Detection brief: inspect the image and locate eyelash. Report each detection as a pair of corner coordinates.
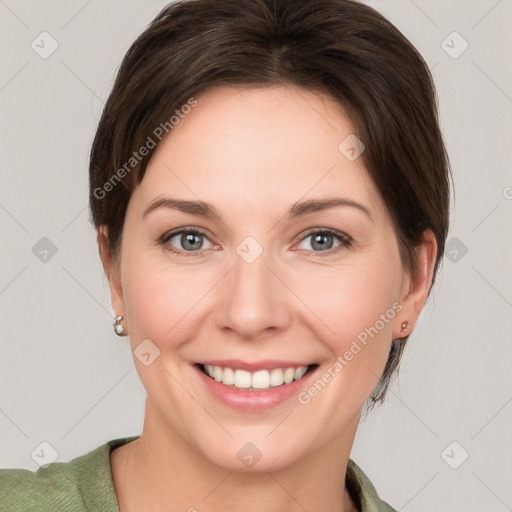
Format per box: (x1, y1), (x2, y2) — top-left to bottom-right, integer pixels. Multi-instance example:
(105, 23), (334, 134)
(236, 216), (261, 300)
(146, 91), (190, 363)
(160, 226), (352, 258)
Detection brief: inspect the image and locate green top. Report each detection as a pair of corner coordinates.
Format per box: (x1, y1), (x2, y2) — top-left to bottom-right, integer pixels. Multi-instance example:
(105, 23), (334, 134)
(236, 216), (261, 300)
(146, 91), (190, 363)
(0, 436), (396, 511)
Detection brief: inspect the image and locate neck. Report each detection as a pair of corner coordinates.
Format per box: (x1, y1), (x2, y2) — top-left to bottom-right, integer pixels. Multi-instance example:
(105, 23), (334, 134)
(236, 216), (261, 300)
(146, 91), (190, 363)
(111, 399), (359, 512)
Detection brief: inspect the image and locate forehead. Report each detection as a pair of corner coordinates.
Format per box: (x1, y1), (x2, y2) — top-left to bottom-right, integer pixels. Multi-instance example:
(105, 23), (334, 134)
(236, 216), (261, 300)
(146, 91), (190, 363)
(133, 85), (383, 218)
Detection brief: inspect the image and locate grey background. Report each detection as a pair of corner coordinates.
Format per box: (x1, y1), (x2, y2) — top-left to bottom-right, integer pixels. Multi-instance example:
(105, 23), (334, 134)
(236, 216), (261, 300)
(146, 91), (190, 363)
(1, 1), (511, 510)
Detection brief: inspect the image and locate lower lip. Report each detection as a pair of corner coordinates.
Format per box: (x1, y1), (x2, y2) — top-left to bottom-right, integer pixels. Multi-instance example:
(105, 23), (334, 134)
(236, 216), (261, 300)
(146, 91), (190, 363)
(194, 365), (317, 411)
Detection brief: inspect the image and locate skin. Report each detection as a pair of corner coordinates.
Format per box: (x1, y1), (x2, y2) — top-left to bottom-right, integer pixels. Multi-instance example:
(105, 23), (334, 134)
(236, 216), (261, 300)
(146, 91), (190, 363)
(98, 85), (437, 512)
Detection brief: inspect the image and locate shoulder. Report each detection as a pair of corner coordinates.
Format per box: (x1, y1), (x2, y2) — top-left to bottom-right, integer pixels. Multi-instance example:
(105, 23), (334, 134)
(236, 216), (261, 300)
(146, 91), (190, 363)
(0, 463), (85, 512)
(346, 459), (397, 512)
(0, 436), (139, 512)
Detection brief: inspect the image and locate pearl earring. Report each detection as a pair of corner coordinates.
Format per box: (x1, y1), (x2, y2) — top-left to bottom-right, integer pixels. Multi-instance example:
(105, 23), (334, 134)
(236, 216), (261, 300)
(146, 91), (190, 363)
(113, 315), (128, 336)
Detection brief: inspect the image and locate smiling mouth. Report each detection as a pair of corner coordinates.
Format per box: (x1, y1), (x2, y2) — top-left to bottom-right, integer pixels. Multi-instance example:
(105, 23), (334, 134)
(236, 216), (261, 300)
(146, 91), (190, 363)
(197, 363), (318, 390)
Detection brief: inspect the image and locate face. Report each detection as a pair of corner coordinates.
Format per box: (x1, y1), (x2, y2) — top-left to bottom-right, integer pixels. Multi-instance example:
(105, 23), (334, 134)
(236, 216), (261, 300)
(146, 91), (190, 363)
(102, 85), (430, 472)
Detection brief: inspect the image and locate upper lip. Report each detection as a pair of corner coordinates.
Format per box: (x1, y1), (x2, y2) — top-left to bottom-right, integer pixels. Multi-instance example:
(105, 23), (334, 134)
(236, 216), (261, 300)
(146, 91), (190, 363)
(196, 359), (315, 372)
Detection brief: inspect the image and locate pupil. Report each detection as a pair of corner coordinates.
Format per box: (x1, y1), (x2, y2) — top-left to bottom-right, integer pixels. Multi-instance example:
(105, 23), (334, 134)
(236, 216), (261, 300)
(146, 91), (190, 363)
(182, 232), (202, 251)
(312, 233), (333, 251)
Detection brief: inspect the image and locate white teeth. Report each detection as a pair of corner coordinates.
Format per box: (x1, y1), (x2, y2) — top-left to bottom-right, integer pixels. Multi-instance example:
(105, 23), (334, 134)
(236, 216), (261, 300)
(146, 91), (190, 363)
(295, 366), (307, 380)
(213, 366), (223, 382)
(223, 367), (235, 385)
(234, 369), (252, 388)
(270, 368), (284, 386)
(202, 364), (309, 390)
(252, 370), (270, 389)
(283, 368), (295, 384)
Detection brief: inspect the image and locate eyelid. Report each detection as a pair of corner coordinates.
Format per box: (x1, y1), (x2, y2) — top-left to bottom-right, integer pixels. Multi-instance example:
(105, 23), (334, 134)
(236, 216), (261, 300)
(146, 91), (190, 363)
(161, 226), (210, 241)
(161, 226), (218, 257)
(293, 227), (352, 255)
(298, 227), (351, 242)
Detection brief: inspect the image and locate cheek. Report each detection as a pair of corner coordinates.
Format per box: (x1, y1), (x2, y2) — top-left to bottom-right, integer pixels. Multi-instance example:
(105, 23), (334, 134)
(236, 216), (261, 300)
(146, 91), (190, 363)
(121, 250), (215, 345)
(296, 254), (402, 398)
(298, 257), (401, 342)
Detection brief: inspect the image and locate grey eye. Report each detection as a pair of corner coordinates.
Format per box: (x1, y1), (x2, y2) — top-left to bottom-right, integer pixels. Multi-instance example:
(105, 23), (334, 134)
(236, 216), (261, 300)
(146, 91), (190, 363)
(298, 231), (348, 252)
(168, 231), (212, 252)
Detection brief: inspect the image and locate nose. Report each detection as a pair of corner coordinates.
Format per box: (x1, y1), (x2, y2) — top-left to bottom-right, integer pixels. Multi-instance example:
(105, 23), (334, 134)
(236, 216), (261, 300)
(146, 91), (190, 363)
(215, 245), (292, 341)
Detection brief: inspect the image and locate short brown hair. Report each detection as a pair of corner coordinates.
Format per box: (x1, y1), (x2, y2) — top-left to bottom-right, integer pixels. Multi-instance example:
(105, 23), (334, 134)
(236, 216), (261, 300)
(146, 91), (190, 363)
(89, 0), (451, 406)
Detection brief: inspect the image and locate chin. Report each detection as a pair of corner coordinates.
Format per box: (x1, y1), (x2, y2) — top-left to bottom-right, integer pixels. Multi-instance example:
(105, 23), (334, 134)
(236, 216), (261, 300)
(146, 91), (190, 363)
(200, 439), (306, 473)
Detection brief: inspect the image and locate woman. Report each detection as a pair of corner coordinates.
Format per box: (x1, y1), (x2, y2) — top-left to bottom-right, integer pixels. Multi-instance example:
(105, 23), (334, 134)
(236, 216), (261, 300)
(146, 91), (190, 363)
(0, 0), (450, 510)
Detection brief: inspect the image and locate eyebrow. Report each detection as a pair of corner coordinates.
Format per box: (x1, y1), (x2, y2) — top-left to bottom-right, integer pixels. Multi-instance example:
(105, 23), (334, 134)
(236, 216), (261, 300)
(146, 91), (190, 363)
(288, 197), (373, 222)
(142, 196), (373, 222)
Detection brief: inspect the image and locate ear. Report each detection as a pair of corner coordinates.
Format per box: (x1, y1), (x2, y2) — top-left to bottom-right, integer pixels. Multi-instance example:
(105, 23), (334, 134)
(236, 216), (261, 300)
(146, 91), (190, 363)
(97, 225), (125, 317)
(393, 229), (437, 339)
